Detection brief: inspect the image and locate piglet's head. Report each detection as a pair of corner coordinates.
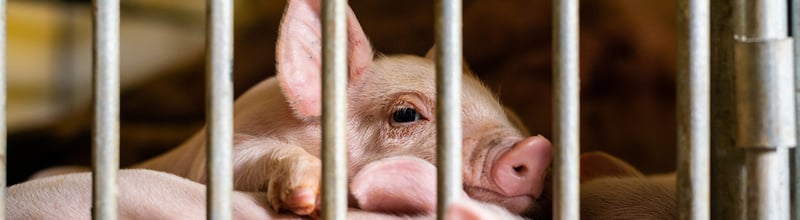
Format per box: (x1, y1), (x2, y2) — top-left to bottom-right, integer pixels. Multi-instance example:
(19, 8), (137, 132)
(276, 0), (552, 216)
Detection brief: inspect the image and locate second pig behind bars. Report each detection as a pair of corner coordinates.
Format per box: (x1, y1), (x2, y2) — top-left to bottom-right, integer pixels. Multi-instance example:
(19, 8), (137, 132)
(133, 0), (553, 217)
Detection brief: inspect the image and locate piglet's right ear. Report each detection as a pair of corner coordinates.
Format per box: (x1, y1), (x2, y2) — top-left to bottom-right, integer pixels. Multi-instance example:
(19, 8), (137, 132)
(579, 151), (644, 183)
(424, 46), (436, 60)
(276, 0), (374, 118)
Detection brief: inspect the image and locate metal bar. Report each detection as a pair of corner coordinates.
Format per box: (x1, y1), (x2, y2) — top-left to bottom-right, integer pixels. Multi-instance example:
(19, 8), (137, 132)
(791, 0), (800, 218)
(205, 0), (234, 218)
(734, 37), (794, 219)
(321, 0), (348, 219)
(0, 0), (6, 218)
(676, 0), (710, 219)
(552, 0), (579, 219)
(91, 0), (120, 218)
(709, 0), (746, 218)
(739, 0), (788, 40)
(746, 148), (791, 220)
(794, 146), (800, 220)
(734, 0), (795, 219)
(435, 0), (463, 219)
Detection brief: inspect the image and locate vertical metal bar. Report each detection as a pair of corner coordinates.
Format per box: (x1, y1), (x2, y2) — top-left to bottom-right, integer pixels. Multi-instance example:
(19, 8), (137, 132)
(552, 0), (579, 219)
(794, 148), (800, 220)
(746, 148), (791, 219)
(792, 149), (800, 220)
(676, 0), (710, 219)
(791, 0), (800, 219)
(709, 0), (746, 218)
(205, 0), (234, 218)
(435, 0), (463, 218)
(0, 0), (6, 218)
(321, 0), (348, 219)
(91, 0), (120, 218)
(739, 0), (788, 39)
(734, 0), (795, 219)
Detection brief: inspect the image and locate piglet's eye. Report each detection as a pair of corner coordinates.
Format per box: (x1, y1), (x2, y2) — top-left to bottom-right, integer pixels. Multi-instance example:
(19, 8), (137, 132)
(392, 108), (421, 123)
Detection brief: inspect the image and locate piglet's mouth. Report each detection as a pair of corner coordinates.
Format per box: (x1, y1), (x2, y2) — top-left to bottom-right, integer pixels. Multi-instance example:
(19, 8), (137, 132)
(463, 185), (537, 214)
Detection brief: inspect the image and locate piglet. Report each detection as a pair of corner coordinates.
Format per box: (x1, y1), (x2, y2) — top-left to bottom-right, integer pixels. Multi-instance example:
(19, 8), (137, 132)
(132, 0), (552, 216)
(579, 152), (677, 220)
(9, 169), (277, 220)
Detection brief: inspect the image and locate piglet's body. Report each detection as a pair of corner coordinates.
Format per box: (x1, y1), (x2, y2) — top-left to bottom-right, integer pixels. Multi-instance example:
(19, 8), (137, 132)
(133, 0), (552, 216)
(578, 152), (677, 220)
(9, 170), (276, 220)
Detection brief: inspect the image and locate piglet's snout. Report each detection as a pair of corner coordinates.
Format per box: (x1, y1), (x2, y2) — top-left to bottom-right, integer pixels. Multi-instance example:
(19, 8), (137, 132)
(490, 135), (552, 198)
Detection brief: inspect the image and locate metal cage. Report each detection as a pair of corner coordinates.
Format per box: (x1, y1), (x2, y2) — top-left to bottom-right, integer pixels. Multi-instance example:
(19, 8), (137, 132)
(4, 0), (800, 219)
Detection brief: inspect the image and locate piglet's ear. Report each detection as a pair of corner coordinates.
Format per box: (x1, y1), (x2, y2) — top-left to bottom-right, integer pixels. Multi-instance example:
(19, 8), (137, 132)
(276, 0), (374, 118)
(424, 46), (436, 60)
(579, 151), (644, 183)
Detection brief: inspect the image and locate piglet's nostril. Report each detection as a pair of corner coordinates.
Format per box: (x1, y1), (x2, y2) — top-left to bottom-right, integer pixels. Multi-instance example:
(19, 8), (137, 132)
(513, 165), (527, 175)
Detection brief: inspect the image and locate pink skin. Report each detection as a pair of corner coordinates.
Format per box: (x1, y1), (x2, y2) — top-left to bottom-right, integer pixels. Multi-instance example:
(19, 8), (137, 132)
(14, 153), (675, 219)
(9, 170), (277, 220)
(445, 199), (526, 220)
(6, 169), (519, 220)
(348, 156), (527, 219)
(488, 136), (552, 211)
(350, 156), (525, 219)
(492, 137), (551, 198)
(119, 0), (554, 216)
(350, 156), (440, 215)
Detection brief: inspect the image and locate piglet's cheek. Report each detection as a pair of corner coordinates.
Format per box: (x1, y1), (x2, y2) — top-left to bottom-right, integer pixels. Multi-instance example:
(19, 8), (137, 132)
(350, 156), (439, 215)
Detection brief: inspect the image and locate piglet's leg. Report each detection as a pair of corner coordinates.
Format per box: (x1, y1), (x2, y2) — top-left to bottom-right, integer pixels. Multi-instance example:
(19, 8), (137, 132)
(231, 135), (321, 216)
(263, 147), (321, 215)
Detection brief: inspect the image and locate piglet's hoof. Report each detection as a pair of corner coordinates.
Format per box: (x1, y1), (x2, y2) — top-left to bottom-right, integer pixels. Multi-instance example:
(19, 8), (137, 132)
(266, 154), (321, 216)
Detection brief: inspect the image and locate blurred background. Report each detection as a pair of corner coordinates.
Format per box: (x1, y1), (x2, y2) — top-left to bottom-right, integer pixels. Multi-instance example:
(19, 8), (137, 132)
(7, 0), (676, 185)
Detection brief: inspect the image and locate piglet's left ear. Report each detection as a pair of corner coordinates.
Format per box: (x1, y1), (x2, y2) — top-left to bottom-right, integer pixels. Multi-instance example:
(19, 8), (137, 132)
(276, 0), (374, 118)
